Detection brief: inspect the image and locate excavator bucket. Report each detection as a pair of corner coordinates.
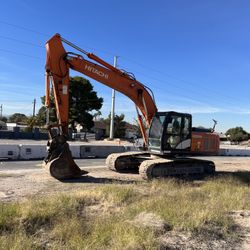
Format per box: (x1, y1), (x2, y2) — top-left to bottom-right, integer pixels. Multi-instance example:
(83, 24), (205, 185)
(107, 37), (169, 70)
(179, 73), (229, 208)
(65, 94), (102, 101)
(43, 135), (88, 180)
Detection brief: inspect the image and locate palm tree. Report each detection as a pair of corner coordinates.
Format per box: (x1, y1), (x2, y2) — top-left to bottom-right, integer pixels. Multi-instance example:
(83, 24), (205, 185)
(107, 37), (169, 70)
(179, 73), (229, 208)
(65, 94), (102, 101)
(93, 110), (102, 121)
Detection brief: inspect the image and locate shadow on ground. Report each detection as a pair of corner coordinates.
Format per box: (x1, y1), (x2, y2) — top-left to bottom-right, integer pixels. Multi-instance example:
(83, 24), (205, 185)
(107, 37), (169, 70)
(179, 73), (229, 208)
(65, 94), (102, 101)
(215, 171), (250, 184)
(62, 175), (140, 184)
(60, 171), (250, 185)
(168, 171), (250, 184)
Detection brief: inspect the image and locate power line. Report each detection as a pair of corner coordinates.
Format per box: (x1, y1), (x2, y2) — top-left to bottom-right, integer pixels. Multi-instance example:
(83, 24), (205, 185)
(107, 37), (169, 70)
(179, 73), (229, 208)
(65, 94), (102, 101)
(0, 20), (248, 108)
(0, 48), (43, 60)
(0, 20), (115, 56)
(49, 33), (236, 107)
(0, 44), (241, 109)
(0, 21), (243, 99)
(127, 69), (238, 107)
(120, 56), (250, 104)
(0, 35), (43, 48)
(0, 20), (49, 37)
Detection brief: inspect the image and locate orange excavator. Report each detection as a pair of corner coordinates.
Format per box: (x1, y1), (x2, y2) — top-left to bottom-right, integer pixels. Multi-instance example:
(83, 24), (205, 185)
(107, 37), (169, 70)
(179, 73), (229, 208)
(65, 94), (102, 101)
(44, 34), (220, 180)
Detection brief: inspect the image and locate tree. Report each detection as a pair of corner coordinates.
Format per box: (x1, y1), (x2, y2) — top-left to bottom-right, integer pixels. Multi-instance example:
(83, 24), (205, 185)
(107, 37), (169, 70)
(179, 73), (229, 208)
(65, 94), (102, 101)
(0, 116), (7, 123)
(93, 110), (102, 121)
(36, 96), (57, 127)
(133, 117), (148, 138)
(37, 76), (103, 132)
(8, 113), (27, 124)
(69, 76), (103, 132)
(225, 127), (249, 143)
(103, 113), (127, 138)
(25, 116), (39, 132)
(114, 114), (126, 138)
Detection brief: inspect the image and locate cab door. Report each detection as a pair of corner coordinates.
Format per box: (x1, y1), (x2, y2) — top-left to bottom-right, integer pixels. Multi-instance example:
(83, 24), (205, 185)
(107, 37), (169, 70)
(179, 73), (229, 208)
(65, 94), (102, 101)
(163, 114), (191, 152)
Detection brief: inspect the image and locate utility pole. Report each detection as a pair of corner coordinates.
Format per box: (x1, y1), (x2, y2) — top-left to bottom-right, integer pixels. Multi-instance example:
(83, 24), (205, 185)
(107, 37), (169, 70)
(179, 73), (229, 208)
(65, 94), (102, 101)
(32, 98), (36, 117)
(109, 56), (117, 140)
(45, 73), (50, 125)
(46, 108), (50, 125)
(0, 104), (2, 119)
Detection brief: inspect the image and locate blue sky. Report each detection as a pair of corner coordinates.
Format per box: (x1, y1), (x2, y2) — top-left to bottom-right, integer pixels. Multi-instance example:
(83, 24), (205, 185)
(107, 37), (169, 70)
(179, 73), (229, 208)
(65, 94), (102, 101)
(1, 0), (250, 133)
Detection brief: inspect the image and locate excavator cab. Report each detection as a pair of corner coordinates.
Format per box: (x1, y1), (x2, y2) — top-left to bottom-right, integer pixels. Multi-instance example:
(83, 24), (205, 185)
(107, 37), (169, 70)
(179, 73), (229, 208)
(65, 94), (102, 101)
(148, 112), (192, 155)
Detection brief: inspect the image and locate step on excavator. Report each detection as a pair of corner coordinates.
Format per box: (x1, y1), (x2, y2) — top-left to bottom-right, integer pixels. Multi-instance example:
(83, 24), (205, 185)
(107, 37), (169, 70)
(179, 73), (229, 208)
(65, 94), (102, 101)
(44, 34), (220, 180)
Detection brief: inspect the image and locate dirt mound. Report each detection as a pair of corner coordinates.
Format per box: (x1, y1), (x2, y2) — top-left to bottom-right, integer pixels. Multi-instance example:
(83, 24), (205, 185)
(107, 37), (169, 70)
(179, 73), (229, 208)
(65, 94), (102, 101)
(230, 210), (250, 250)
(130, 212), (171, 234)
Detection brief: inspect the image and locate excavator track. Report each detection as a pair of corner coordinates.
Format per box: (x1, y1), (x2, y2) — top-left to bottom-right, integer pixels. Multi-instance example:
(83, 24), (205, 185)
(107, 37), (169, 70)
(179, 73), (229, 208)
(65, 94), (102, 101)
(106, 151), (150, 172)
(139, 157), (215, 180)
(106, 152), (215, 180)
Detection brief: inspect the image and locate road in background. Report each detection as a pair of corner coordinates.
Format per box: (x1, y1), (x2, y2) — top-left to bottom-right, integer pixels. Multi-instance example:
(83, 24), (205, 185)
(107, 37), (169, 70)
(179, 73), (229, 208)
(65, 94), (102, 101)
(0, 159), (106, 171)
(1, 156), (250, 172)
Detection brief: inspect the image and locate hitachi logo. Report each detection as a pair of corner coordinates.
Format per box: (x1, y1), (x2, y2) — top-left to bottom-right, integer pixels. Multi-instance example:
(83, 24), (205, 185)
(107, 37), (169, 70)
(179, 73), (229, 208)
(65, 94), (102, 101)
(85, 65), (108, 79)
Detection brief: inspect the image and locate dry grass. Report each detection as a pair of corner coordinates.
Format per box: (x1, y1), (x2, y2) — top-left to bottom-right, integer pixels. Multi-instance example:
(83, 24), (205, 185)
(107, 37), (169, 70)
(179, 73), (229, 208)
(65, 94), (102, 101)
(0, 173), (17, 178)
(0, 173), (249, 249)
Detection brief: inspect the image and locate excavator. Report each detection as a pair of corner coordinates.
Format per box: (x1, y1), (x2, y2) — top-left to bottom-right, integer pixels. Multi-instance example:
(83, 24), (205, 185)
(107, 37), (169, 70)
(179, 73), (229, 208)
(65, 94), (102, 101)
(44, 33), (220, 180)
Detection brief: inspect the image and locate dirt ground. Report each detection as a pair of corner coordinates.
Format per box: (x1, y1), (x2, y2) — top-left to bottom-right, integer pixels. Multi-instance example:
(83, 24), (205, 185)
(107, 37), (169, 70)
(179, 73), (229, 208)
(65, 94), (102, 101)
(0, 157), (249, 249)
(0, 157), (249, 202)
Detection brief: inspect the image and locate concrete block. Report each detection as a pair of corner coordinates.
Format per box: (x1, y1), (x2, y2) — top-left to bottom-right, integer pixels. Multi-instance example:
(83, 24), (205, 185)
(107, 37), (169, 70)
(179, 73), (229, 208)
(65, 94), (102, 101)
(0, 143), (136, 160)
(124, 145), (138, 152)
(237, 149), (250, 156)
(219, 148), (250, 156)
(19, 144), (80, 160)
(0, 144), (19, 160)
(80, 145), (125, 158)
(69, 145), (80, 158)
(19, 145), (47, 160)
(218, 149), (227, 156)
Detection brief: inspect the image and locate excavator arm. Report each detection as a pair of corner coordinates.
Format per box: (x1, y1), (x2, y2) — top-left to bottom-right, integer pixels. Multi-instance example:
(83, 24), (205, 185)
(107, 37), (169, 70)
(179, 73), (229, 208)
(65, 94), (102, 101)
(44, 34), (157, 179)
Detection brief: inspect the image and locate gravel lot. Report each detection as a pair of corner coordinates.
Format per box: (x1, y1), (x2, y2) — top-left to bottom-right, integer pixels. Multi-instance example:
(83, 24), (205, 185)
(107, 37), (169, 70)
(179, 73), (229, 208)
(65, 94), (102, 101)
(0, 156), (249, 203)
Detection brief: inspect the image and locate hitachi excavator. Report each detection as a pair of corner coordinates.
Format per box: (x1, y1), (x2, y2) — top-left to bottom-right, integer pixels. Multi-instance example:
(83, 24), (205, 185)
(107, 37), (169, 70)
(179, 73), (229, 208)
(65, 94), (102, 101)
(44, 33), (220, 180)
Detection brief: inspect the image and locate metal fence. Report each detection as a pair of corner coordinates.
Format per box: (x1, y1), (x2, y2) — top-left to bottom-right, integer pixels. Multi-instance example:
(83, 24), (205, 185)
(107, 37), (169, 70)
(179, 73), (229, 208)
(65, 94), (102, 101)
(0, 127), (98, 141)
(0, 126), (48, 140)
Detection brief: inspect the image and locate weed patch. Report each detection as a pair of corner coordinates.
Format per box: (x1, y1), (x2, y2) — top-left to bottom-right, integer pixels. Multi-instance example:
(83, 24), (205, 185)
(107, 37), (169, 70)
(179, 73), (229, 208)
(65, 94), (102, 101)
(0, 174), (249, 249)
(0, 173), (17, 178)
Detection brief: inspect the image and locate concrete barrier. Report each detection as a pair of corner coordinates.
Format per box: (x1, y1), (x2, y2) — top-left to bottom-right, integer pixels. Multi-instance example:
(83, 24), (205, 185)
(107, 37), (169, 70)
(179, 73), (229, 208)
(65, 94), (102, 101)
(0, 143), (136, 160)
(80, 145), (126, 158)
(219, 149), (227, 156)
(219, 148), (250, 156)
(19, 144), (80, 160)
(19, 145), (47, 160)
(124, 145), (138, 152)
(4, 142), (250, 160)
(69, 145), (81, 159)
(0, 144), (19, 160)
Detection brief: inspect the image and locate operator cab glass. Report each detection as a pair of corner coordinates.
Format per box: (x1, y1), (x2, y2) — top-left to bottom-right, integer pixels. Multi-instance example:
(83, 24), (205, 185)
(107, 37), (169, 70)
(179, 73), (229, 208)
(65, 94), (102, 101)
(148, 112), (192, 154)
(147, 115), (165, 148)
